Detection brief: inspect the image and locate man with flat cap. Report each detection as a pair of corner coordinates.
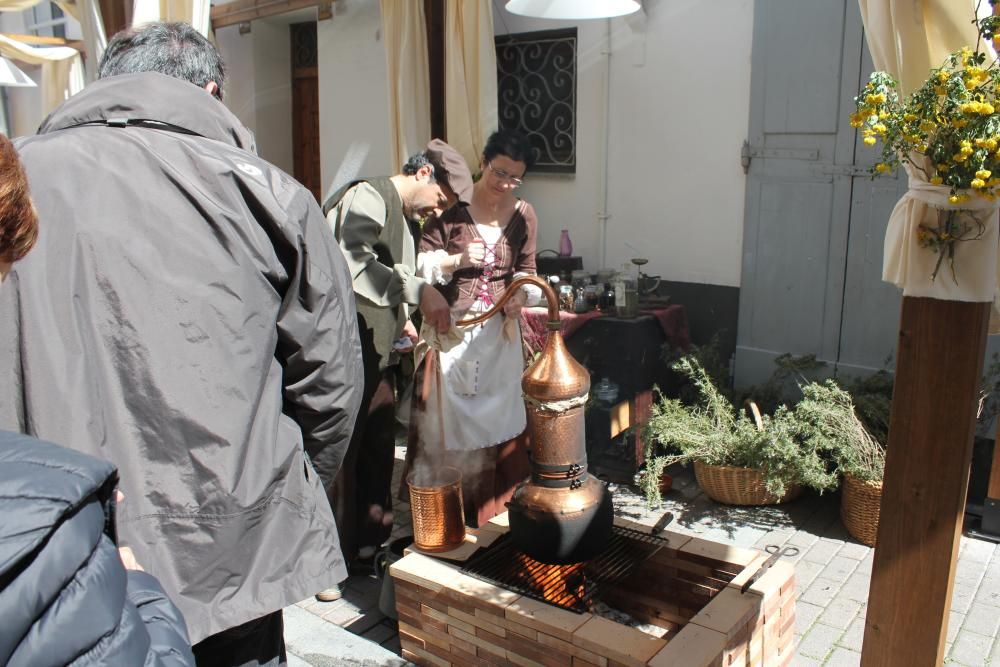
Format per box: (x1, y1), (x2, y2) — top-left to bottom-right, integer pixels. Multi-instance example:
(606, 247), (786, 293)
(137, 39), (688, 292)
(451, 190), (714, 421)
(319, 140), (473, 599)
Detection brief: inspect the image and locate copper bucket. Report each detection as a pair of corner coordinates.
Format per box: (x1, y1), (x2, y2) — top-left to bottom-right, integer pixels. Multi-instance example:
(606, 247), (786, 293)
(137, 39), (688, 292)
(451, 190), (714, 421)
(408, 466), (465, 552)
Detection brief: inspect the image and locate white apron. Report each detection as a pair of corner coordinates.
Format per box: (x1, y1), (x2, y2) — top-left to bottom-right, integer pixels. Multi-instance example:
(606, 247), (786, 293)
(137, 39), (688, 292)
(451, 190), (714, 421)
(425, 302), (526, 451)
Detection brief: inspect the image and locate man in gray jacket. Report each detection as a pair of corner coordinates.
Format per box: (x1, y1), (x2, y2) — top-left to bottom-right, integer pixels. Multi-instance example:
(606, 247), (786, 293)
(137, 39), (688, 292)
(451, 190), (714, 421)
(0, 22), (363, 665)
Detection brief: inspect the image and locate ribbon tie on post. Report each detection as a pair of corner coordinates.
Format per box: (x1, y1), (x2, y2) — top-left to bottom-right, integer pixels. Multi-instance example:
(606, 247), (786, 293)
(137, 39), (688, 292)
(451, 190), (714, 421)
(883, 162), (1000, 329)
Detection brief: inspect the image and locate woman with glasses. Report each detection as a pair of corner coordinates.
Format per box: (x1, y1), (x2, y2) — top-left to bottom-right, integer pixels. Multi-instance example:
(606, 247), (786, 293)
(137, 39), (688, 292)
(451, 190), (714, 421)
(407, 129), (540, 528)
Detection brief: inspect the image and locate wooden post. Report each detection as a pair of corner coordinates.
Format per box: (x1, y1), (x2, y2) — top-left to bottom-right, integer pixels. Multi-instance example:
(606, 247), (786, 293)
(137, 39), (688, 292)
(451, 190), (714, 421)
(861, 297), (990, 666)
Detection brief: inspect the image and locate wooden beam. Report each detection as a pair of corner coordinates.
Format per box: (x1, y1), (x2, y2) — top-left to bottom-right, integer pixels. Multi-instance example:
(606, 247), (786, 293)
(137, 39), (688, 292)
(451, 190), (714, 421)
(210, 0), (333, 31)
(0, 33), (84, 53)
(861, 297), (990, 666)
(989, 418), (1000, 500)
(424, 0), (445, 140)
(0, 33), (69, 46)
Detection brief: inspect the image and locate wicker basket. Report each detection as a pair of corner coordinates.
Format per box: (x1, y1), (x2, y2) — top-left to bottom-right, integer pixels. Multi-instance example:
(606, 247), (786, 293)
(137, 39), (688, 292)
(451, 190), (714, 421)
(694, 461), (803, 506)
(841, 473), (882, 546)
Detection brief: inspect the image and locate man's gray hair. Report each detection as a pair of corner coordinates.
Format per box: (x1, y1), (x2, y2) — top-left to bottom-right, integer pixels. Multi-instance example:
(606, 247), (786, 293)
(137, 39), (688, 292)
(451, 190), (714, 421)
(98, 22), (226, 99)
(401, 152), (435, 179)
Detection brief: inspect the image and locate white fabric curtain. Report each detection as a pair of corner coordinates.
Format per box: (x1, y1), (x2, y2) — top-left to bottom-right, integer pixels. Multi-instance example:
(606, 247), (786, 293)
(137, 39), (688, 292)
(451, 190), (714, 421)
(0, 0), (44, 11)
(0, 35), (83, 115)
(56, 0), (107, 81)
(860, 1), (1000, 311)
(444, 0), (497, 169)
(132, 0), (211, 38)
(380, 0), (431, 171)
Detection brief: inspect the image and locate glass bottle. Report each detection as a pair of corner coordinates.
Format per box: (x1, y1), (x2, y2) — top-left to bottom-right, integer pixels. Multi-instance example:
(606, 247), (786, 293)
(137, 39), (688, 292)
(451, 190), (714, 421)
(617, 262), (639, 317)
(599, 282), (615, 311)
(558, 229), (573, 257)
(573, 287), (588, 313)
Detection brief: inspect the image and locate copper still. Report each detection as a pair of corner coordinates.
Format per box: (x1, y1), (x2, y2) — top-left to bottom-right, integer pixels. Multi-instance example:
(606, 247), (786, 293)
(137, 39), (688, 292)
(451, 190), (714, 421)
(458, 275), (613, 564)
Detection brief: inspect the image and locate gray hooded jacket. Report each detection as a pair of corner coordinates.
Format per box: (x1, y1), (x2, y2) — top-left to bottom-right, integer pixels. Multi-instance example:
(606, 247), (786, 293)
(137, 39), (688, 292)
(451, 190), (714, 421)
(0, 72), (363, 642)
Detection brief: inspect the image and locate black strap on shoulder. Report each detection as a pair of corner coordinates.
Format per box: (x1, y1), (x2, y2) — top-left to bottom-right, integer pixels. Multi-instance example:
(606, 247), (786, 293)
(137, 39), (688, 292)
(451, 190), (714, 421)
(61, 117), (203, 138)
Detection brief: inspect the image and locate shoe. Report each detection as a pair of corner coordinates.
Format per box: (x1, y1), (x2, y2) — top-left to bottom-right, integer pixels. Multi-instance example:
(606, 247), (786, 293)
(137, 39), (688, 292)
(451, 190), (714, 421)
(315, 586), (343, 602)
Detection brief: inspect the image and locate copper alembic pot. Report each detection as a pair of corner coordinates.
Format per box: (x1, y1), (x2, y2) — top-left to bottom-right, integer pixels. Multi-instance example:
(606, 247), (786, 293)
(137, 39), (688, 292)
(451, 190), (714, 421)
(459, 275), (613, 564)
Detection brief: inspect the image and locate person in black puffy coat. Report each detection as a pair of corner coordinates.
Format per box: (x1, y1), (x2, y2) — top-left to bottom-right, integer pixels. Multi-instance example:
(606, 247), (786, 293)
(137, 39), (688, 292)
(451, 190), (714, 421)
(0, 431), (195, 666)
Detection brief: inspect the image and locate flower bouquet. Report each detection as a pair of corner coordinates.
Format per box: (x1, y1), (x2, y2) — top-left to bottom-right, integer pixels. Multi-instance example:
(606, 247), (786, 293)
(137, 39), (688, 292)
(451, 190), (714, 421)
(852, 10), (1000, 283)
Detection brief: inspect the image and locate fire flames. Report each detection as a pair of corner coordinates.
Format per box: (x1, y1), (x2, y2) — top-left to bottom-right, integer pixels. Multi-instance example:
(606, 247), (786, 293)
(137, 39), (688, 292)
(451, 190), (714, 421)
(513, 552), (594, 610)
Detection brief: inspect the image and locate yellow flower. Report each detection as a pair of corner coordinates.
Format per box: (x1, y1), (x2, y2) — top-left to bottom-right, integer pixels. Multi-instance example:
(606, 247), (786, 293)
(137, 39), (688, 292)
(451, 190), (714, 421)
(972, 178), (986, 188)
(875, 163), (891, 174)
(930, 176), (944, 185)
(949, 194), (961, 204)
(938, 163), (951, 172)
(863, 136), (877, 146)
(989, 138), (999, 150)
(935, 85), (946, 95)
(920, 120), (936, 132)
(904, 113), (918, 122)
(977, 169), (992, 180)
(953, 153), (969, 163)
(938, 70), (951, 83)
(872, 123), (887, 135)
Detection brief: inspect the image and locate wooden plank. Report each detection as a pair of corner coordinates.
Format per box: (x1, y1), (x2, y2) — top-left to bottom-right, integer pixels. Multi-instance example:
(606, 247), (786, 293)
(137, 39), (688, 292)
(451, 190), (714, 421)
(98, 0), (129, 39)
(210, 0), (332, 30)
(861, 297), (990, 666)
(988, 416), (1000, 499)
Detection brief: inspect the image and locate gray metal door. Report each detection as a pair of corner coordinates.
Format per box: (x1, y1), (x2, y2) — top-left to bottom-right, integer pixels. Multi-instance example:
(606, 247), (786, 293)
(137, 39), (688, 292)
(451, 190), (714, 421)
(735, 0), (905, 388)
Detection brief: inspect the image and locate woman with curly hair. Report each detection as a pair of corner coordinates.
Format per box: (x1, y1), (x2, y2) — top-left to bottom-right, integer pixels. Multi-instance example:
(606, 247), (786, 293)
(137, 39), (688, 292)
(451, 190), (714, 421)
(0, 133), (37, 280)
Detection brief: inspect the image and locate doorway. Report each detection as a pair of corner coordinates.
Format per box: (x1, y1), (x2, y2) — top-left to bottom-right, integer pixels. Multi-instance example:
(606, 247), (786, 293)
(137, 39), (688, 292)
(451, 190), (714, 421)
(735, 0), (905, 388)
(291, 21), (321, 202)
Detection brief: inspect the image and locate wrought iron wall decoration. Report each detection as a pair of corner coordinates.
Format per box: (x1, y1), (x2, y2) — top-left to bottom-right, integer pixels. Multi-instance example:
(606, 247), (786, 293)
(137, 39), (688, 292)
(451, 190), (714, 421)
(291, 22), (318, 69)
(495, 28), (577, 174)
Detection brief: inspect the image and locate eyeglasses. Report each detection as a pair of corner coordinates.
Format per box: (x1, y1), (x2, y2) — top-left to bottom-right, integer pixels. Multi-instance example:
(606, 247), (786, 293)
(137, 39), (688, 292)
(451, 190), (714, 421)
(486, 161), (524, 187)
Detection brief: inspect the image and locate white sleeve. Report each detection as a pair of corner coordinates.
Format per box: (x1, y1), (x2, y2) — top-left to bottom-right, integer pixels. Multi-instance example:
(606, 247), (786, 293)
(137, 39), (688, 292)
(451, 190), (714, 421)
(514, 271), (542, 306)
(418, 249), (454, 285)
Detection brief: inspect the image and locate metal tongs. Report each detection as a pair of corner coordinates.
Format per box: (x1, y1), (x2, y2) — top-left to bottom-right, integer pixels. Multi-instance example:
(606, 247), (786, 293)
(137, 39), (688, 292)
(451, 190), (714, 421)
(740, 544), (800, 594)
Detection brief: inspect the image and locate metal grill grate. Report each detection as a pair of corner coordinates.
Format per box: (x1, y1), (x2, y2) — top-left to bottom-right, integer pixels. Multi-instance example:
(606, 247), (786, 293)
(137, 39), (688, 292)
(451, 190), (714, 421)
(460, 525), (671, 613)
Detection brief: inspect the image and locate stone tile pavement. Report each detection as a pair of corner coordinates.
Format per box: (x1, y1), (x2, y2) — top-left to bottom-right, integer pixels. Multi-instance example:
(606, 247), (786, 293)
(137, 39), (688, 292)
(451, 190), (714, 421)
(284, 448), (1000, 666)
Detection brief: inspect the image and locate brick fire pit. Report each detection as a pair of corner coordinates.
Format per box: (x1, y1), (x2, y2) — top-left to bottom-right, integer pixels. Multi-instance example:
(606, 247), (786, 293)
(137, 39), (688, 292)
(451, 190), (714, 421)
(390, 514), (795, 666)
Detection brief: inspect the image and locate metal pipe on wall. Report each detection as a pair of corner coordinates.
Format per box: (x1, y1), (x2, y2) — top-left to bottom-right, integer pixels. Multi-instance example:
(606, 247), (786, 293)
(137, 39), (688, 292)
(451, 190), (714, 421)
(597, 17), (612, 269)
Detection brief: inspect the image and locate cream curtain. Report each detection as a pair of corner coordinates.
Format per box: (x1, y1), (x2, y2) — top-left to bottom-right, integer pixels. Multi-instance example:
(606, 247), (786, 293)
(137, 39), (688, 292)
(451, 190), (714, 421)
(860, 1), (1000, 311)
(380, 0), (431, 171)
(0, 35), (83, 115)
(444, 0), (497, 169)
(56, 0), (107, 81)
(132, 0), (211, 38)
(0, 0), (44, 11)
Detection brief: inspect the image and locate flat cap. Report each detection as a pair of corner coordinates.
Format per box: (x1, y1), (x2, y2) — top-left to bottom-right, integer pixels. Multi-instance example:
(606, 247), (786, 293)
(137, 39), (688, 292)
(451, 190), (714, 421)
(424, 139), (474, 205)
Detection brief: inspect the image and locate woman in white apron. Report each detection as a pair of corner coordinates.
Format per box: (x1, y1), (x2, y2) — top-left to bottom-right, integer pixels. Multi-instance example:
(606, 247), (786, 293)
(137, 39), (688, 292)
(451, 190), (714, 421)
(406, 129), (541, 527)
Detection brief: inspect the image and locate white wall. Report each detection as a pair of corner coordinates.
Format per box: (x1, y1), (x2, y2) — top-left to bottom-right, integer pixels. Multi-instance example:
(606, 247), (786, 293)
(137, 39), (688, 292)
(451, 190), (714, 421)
(317, 0), (392, 201)
(216, 24), (257, 134)
(251, 20), (293, 174)
(493, 0), (754, 287)
(216, 19), (294, 175)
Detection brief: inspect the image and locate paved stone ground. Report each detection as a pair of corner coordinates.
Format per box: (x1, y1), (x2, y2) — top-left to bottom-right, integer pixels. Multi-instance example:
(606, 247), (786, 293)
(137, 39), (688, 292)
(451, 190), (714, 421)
(284, 448), (1000, 666)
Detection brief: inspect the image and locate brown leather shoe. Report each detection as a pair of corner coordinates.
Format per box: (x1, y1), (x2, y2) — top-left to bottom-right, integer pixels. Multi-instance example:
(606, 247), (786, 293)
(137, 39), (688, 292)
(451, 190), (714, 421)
(314, 587), (343, 602)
